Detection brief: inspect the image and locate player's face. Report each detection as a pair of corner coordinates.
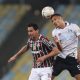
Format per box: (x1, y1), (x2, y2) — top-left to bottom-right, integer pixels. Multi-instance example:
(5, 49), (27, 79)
(51, 16), (64, 28)
(27, 27), (38, 39)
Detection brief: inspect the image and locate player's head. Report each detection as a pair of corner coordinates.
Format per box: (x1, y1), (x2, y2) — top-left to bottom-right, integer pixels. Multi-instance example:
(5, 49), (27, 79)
(27, 23), (39, 39)
(50, 13), (65, 29)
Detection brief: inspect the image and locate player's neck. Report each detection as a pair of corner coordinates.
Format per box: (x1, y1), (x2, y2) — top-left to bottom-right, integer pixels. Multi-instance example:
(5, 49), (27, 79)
(34, 34), (40, 41)
(60, 22), (65, 29)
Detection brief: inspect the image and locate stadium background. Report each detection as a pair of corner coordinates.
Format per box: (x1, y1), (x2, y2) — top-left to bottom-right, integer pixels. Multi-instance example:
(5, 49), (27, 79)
(0, 0), (80, 80)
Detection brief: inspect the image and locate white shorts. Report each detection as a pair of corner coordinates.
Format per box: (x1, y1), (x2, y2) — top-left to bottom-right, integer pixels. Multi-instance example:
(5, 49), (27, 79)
(28, 67), (53, 80)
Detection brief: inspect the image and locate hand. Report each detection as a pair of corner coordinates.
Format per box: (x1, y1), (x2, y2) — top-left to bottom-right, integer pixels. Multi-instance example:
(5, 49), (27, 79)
(77, 51), (80, 64)
(53, 36), (59, 43)
(36, 56), (46, 63)
(36, 56), (46, 66)
(8, 55), (17, 63)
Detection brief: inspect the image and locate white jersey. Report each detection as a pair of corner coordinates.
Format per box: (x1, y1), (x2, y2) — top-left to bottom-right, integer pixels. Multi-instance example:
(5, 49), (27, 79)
(52, 22), (80, 59)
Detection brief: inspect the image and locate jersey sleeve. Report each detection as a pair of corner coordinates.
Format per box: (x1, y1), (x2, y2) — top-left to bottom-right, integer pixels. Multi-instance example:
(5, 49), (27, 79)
(52, 29), (55, 38)
(42, 36), (56, 50)
(26, 39), (30, 49)
(71, 24), (80, 36)
(52, 29), (60, 41)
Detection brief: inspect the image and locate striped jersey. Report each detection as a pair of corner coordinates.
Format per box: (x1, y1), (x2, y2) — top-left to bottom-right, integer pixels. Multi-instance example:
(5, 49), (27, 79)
(27, 34), (55, 68)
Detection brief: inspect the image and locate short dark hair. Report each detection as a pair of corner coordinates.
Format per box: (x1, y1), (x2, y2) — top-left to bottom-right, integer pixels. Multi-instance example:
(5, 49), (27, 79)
(27, 23), (39, 30)
(51, 13), (62, 19)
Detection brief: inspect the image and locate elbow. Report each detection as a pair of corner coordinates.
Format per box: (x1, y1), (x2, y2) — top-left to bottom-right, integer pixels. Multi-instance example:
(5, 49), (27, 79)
(59, 48), (62, 52)
(53, 47), (60, 55)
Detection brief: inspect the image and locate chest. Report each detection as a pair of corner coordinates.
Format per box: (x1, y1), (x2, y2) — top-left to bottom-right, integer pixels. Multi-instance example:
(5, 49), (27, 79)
(29, 40), (42, 50)
(54, 28), (76, 41)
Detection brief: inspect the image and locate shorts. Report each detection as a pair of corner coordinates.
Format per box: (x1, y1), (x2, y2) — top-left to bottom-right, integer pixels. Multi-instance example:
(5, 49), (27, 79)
(52, 56), (80, 77)
(28, 67), (53, 80)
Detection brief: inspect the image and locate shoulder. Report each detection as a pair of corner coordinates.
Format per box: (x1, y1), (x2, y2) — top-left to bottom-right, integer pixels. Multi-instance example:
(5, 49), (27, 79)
(70, 23), (79, 28)
(52, 28), (57, 33)
(52, 28), (59, 37)
(27, 38), (32, 43)
(69, 23), (79, 30)
(40, 34), (49, 41)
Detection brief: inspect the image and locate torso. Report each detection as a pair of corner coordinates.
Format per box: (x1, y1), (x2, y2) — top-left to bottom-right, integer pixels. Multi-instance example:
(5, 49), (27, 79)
(27, 34), (55, 68)
(52, 22), (79, 59)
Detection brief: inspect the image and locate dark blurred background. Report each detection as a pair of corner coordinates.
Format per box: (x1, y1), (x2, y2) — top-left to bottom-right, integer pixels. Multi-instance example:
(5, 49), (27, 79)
(0, 0), (80, 80)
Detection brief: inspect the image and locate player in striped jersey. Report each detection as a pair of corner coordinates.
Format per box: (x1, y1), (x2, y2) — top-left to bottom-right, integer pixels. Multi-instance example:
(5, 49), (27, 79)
(8, 23), (60, 80)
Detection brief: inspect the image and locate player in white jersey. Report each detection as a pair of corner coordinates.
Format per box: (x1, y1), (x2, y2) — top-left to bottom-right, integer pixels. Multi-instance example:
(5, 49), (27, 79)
(50, 14), (80, 80)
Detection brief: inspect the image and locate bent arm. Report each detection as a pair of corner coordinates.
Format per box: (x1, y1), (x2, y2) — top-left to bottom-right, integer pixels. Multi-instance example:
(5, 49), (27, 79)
(53, 36), (62, 51)
(37, 47), (60, 62)
(43, 47), (60, 60)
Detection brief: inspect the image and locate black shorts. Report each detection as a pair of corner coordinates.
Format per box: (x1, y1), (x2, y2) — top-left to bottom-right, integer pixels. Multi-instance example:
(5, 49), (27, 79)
(52, 56), (80, 77)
